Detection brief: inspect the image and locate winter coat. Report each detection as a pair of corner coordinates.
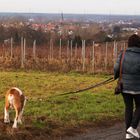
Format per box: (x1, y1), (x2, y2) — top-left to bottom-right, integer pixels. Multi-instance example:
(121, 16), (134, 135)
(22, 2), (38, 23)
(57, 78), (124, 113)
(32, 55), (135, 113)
(114, 47), (140, 94)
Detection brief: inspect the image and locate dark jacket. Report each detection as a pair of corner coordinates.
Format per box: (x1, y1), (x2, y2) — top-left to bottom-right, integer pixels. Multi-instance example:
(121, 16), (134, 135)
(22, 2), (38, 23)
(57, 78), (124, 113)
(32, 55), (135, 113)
(114, 47), (140, 93)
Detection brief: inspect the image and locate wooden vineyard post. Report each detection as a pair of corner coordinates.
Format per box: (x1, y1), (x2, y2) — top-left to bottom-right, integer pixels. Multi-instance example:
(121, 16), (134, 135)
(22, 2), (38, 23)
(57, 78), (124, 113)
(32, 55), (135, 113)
(70, 40), (73, 61)
(105, 42), (108, 72)
(82, 40), (86, 72)
(33, 40), (36, 60)
(115, 41), (118, 58)
(49, 39), (52, 60)
(21, 37), (24, 68)
(75, 43), (77, 59)
(23, 38), (26, 61)
(10, 37), (13, 59)
(92, 41), (95, 73)
(59, 38), (62, 59)
(113, 41), (117, 66)
(67, 40), (69, 60)
(49, 39), (51, 60)
(51, 40), (54, 60)
(124, 41), (126, 50)
(121, 41), (123, 50)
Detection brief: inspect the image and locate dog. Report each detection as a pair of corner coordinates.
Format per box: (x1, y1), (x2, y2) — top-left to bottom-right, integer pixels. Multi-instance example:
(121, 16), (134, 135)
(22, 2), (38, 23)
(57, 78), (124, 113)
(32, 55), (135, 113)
(4, 87), (26, 128)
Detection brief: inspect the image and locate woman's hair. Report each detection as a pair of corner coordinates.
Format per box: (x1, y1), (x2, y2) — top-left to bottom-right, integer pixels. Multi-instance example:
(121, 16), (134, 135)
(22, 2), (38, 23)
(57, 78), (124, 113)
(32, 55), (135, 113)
(128, 34), (140, 48)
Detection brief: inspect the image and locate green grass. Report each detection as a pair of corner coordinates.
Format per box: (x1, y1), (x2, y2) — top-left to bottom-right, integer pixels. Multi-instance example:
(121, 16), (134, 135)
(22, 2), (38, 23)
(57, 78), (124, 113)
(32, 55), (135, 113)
(0, 71), (124, 127)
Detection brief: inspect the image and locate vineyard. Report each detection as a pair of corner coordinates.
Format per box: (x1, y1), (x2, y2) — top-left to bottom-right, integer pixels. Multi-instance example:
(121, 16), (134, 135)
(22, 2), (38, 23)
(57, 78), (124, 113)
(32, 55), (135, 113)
(0, 38), (127, 73)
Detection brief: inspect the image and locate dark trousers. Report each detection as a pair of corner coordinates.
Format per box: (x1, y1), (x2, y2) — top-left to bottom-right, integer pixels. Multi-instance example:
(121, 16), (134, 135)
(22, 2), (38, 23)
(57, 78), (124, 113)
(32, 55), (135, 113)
(122, 93), (140, 130)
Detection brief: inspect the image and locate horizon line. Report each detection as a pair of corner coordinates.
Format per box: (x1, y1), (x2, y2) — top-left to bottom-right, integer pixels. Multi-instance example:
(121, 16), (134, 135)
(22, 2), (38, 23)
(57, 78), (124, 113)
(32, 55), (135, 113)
(0, 11), (140, 16)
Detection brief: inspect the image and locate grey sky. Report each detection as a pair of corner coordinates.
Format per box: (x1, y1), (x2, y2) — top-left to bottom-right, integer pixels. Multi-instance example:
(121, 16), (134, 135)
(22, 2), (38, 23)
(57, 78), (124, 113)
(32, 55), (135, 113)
(0, 0), (140, 15)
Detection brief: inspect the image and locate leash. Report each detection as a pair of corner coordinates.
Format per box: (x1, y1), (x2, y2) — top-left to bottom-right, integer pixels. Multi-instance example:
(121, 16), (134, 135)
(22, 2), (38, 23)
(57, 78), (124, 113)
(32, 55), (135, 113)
(51, 77), (115, 98)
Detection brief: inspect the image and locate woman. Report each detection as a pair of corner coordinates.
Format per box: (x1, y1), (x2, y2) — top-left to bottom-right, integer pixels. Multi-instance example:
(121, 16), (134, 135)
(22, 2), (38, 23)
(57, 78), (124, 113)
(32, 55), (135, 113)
(114, 34), (140, 139)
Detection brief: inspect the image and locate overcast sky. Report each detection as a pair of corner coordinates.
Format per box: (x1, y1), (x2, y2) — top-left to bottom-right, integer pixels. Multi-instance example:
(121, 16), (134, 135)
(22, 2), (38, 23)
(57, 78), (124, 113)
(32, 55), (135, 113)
(0, 0), (140, 15)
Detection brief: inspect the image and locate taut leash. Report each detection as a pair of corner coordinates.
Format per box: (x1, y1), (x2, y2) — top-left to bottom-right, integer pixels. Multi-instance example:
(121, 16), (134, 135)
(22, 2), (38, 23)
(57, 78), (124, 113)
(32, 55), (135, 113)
(51, 77), (115, 97)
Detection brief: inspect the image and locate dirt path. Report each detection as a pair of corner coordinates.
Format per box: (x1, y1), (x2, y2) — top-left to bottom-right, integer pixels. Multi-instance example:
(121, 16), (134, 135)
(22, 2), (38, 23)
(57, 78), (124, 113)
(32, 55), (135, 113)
(0, 119), (139, 140)
(63, 122), (139, 140)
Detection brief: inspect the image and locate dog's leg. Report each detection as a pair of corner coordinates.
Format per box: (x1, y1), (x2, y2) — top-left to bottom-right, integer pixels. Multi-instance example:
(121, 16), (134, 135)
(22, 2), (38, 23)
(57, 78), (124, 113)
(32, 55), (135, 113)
(17, 111), (22, 124)
(13, 107), (20, 128)
(4, 103), (10, 123)
(18, 97), (27, 124)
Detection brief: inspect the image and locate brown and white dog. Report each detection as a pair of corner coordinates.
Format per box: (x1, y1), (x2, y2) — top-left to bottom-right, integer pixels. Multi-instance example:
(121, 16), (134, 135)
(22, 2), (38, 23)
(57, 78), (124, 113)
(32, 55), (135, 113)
(4, 87), (26, 128)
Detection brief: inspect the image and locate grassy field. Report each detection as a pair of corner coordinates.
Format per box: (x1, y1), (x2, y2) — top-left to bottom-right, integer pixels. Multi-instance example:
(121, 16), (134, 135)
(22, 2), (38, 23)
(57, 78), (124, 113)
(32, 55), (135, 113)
(0, 71), (124, 130)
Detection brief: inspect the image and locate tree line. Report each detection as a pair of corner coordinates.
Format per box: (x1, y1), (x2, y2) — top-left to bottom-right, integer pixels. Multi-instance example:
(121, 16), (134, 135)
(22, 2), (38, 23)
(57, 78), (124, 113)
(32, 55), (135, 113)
(0, 24), (128, 47)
